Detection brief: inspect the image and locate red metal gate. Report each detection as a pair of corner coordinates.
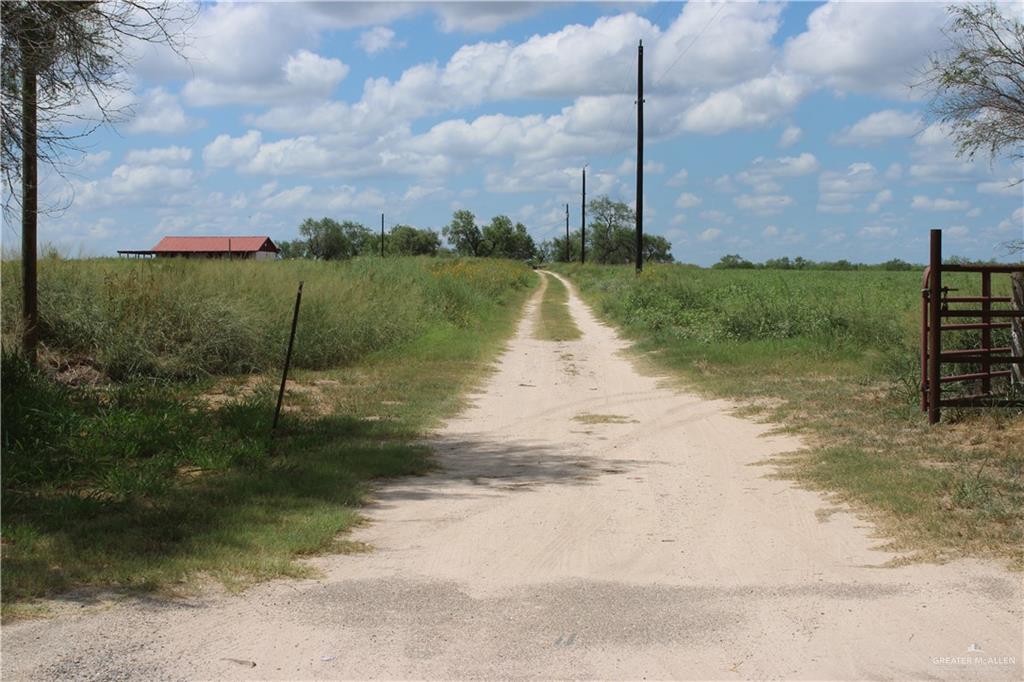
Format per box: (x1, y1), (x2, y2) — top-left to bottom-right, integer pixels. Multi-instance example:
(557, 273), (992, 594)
(921, 229), (1024, 424)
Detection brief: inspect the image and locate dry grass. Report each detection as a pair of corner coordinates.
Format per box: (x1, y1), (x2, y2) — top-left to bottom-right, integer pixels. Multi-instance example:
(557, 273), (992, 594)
(572, 413), (638, 424)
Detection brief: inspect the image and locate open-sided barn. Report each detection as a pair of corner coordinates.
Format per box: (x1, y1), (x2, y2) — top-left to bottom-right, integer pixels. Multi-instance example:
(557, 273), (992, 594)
(118, 236), (280, 259)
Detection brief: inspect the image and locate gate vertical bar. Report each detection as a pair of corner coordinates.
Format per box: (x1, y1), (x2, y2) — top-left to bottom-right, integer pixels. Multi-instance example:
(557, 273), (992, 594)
(1012, 272), (1024, 386)
(928, 229), (942, 424)
(981, 271), (992, 395)
(921, 266), (931, 413)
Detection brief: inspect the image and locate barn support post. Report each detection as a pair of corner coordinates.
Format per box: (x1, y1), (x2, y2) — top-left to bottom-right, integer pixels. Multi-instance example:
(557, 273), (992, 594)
(927, 229), (942, 424)
(273, 281), (304, 432)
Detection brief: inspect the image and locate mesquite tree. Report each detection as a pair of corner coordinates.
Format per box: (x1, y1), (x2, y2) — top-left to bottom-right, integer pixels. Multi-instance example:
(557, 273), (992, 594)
(1, 1), (192, 361)
(922, 2), (1024, 165)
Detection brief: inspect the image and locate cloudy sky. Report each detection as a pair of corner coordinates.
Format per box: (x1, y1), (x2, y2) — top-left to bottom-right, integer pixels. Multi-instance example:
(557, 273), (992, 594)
(17, 0), (1024, 264)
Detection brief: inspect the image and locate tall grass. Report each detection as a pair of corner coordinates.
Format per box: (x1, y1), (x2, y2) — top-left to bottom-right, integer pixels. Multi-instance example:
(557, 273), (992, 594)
(1, 256), (533, 379)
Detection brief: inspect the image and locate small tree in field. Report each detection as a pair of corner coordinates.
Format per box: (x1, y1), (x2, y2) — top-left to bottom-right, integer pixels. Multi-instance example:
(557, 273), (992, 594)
(387, 225), (441, 256)
(546, 230), (583, 263)
(587, 196), (634, 264)
(642, 234), (674, 263)
(443, 210), (487, 257)
(921, 2), (1024, 166)
(298, 218), (373, 260)
(482, 215), (536, 260)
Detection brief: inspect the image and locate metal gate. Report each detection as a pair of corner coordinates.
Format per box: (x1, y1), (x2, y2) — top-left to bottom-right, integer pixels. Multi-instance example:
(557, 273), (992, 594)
(921, 228), (1024, 424)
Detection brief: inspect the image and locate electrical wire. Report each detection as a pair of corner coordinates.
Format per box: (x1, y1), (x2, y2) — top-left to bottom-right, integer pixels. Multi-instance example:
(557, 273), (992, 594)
(651, 1), (726, 89)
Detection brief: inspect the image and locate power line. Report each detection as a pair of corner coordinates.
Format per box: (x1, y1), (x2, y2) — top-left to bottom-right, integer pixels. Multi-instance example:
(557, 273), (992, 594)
(652, 2), (726, 89)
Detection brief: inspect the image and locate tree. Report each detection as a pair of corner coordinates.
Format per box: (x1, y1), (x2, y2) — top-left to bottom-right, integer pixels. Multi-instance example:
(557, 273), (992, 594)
(298, 217), (373, 260)
(642, 234), (674, 263)
(443, 210), (486, 256)
(3, 1), (193, 362)
(387, 225), (441, 256)
(277, 240), (308, 259)
(2, 2), (193, 210)
(879, 258), (915, 271)
(713, 254), (755, 269)
(587, 196), (635, 264)
(921, 2), (1024, 165)
(482, 215), (536, 260)
(545, 230), (583, 263)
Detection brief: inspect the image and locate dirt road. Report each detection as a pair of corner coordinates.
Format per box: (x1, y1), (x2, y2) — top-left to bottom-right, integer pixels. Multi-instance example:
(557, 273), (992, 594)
(3, 272), (1021, 680)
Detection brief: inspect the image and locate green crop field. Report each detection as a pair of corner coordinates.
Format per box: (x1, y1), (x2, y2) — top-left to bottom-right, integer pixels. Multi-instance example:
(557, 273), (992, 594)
(556, 263), (1023, 568)
(0, 256), (535, 617)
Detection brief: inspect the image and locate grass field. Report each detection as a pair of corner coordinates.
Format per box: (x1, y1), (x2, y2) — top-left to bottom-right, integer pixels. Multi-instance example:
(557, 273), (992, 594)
(556, 263), (1023, 568)
(1, 256), (536, 617)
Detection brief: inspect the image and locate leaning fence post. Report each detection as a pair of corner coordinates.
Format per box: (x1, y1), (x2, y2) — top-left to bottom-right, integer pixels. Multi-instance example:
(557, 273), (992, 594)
(1012, 272), (1024, 388)
(927, 229), (942, 424)
(273, 281), (303, 431)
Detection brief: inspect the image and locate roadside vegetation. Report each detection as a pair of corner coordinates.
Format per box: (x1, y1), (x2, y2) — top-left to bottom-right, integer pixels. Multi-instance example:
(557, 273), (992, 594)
(0, 256), (535, 617)
(556, 263), (1023, 568)
(534, 272), (581, 342)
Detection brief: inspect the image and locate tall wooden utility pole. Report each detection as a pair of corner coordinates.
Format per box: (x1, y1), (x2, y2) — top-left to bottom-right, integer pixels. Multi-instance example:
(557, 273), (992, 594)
(380, 213), (385, 257)
(21, 42), (39, 364)
(635, 39), (644, 274)
(581, 165), (587, 264)
(565, 203), (570, 262)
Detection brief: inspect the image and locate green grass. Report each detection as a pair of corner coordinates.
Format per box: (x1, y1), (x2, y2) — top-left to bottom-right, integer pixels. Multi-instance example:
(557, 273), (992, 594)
(555, 262), (1024, 568)
(1, 257), (535, 617)
(534, 272), (582, 341)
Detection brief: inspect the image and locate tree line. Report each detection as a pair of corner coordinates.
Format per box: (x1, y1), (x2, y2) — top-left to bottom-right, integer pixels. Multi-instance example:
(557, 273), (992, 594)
(712, 254), (922, 271)
(539, 196), (672, 265)
(276, 195), (674, 264)
(278, 219), (442, 259)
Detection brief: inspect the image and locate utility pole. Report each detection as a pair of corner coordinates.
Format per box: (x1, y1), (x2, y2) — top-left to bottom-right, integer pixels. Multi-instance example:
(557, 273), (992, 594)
(380, 213), (385, 257)
(565, 203), (570, 262)
(21, 40), (38, 364)
(581, 165), (587, 264)
(635, 39), (644, 274)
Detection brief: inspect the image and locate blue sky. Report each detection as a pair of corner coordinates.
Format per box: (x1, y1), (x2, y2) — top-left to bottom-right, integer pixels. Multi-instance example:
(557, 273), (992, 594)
(15, 0), (1024, 264)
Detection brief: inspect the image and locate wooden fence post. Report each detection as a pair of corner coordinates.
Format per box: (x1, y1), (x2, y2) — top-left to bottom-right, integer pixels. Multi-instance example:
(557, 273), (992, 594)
(273, 281), (304, 431)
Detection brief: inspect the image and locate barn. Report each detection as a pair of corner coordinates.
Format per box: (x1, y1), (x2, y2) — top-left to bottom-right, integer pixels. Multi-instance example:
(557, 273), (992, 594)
(118, 236), (280, 260)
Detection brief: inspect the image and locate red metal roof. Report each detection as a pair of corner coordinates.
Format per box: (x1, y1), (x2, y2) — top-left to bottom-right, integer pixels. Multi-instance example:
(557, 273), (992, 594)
(151, 236), (278, 253)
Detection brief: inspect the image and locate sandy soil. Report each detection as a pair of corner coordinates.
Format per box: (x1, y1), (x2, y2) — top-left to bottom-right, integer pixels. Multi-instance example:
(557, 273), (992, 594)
(3, 272), (1021, 680)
